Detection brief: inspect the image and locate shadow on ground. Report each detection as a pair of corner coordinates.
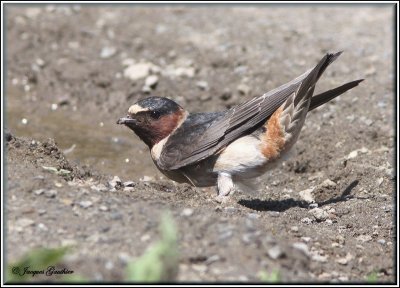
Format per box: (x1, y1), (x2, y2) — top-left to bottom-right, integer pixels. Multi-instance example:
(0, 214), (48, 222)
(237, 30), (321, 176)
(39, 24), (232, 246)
(239, 180), (359, 211)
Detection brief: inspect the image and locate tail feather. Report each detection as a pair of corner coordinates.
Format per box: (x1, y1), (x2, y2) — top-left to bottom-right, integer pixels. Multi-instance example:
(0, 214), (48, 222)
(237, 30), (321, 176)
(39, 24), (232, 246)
(309, 79), (364, 111)
(294, 51), (343, 106)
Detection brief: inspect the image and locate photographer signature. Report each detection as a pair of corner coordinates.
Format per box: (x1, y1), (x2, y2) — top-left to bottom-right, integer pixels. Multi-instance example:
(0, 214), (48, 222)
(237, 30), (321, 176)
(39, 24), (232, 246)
(12, 266), (74, 277)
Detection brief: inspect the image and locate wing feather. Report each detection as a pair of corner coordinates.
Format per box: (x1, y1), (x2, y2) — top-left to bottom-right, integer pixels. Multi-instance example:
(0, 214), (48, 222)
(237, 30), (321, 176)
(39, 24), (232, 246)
(157, 53), (342, 170)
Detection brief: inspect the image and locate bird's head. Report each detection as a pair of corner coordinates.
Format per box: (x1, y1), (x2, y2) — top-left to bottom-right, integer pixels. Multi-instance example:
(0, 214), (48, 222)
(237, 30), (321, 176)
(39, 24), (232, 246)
(117, 96), (187, 148)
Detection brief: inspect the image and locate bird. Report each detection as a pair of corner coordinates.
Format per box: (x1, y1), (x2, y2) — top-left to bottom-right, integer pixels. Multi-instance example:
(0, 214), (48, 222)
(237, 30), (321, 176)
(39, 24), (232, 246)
(117, 52), (363, 202)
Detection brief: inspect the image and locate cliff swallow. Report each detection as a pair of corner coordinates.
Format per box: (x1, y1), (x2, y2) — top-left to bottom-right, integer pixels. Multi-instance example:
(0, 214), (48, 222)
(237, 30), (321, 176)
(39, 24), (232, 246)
(117, 52), (363, 202)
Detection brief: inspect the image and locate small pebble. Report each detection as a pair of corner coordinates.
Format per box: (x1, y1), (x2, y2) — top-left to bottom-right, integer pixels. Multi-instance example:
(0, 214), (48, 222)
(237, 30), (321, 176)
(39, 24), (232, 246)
(141, 175), (153, 182)
(292, 242), (309, 256)
(45, 189), (57, 198)
(347, 150), (359, 159)
(247, 213), (260, 219)
(312, 254), (328, 263)
(376, 178), (384, 187)
(124, 63), (152, 81)
(100, 46), (117, 59)
(99, 205), (109, 212)
(141, 234), (151, 242)
(237, 83), (251, 95)
(299, 187), (315, 203)
(181, 208), (194, 217)
(301, 217), (313, 224)
(79, 200), (93, 209)
(38, 209), (46, 215)
(377, 239), (386, 245)
(105, 260), (114, 270)
(174, 67), (195, 78)
(267, 245), (284, 260)
(205, 255), (220, 265)
(291, 226), (299, 232)
(21, 118), (28, 125)
(309, 208), (329, 222)
(91, 184), (108, 192)
(123, 181), (135, 187)
(196, 81), (209, 90)
(108, 176), (122, 188)
(36, 58), (45, 67)
(321, 179), (336, 188)
(144, 75), (159, 88)
(356, 234), (372, 243)
(33, 189), (45, 195)
(336, 253), (353, 265)
(37, 223), (48, 231)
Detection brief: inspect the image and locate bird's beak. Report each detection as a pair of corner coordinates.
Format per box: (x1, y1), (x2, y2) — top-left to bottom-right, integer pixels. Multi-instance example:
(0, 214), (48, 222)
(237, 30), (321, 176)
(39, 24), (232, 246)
(117, 116), (136, 125)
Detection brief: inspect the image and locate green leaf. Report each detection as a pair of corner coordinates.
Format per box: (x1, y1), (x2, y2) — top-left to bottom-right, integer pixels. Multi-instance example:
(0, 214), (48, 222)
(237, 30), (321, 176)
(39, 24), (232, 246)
(126, 211), (179, 282)
(258, 269), (281, 282)
(366, 271), (378, 283)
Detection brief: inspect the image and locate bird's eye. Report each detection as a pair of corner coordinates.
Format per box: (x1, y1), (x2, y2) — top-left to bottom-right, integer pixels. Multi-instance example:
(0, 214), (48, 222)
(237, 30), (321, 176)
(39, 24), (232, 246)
(150, 110), (161, 119)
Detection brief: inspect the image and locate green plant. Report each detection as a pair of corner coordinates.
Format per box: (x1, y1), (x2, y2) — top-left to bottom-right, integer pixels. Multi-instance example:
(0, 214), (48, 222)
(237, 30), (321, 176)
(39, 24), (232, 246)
(258, 269), (281, 282)
(366, 271), (378, 283)
(125, 211), (179, 282)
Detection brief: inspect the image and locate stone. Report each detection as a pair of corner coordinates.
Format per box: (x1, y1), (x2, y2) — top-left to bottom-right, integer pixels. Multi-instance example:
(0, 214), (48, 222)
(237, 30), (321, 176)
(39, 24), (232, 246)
(301, 217), (313, 224)
(45, 189), (57, 198)
(309, 208), (329, 222)
(292, 242), (309, 256)
(321, 179), (336, 188)
(79, 200), (93, 209)
(196, 81), (209, 90)
(237, 83), (251, 95)
(144, 75), (159, 88)
(336, 253), (353, 265)
(108, 176), (122, 188)
(100, 46), (117, 59)
(267, 245), (284, 259)
(299, 187), (315, 203)
(181, 208), (194, 217)
(356, 234), (372, 243)
(124, 63), (152, 81)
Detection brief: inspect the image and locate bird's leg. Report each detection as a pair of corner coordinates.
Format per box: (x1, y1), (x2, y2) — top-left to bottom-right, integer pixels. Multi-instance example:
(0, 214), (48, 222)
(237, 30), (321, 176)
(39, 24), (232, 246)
(215, 172), (235, 203)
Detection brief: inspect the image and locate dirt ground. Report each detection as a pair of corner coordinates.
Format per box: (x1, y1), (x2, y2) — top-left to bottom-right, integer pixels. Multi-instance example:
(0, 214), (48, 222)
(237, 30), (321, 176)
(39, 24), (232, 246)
(5, 4), (396, 283)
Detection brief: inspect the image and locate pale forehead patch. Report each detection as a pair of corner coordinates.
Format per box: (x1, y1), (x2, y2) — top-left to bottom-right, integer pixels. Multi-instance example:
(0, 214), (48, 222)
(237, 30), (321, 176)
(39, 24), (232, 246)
(128, 104), (149, 114)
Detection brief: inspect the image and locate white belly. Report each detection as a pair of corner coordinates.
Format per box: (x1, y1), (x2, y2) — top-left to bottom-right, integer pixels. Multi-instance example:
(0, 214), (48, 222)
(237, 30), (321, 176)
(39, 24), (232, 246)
(213, 136), (266, 176)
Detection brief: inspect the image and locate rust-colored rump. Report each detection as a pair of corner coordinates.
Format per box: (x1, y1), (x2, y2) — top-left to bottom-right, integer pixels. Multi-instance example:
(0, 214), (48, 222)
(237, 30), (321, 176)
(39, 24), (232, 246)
(261, 106), (286, 159)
